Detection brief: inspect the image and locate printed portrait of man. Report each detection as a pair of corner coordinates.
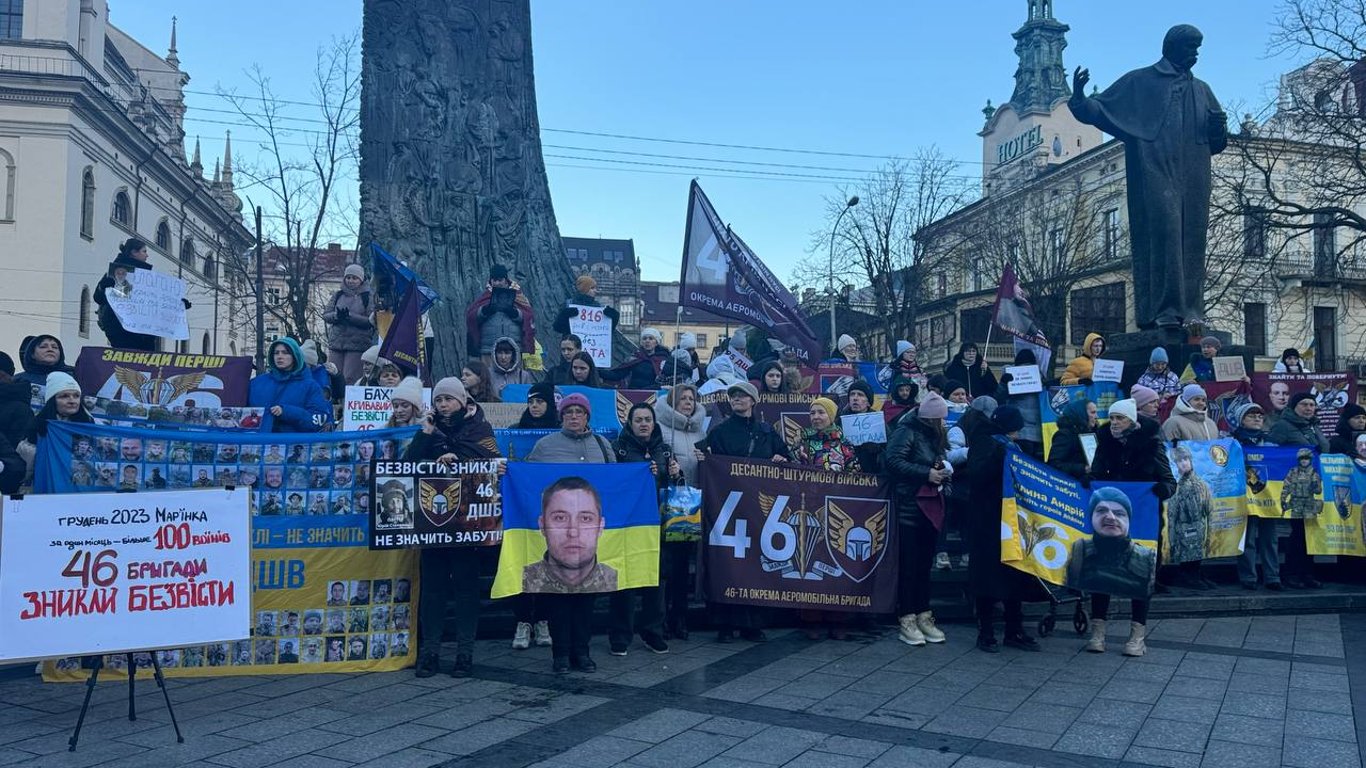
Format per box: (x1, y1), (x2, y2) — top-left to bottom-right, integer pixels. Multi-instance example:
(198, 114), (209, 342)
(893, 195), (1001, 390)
(300, 638), (323, 663)
(391, 604), (410, 631)
(119, 464), (140, 491)
(333, 465), (354, 488)
(326, 581), (348, 607)
(70, 460), (94, 486)
(394, 578), (411, 603)
(346, 636), (367, 661)
(350, 580), (371, 606)
(145, 440), (166, 462)
(1067, 487), (1157, 599)
(302, 610), (323, 635)
(119, 438), (143, 462)
(391, 632), (409, 656)
(263, 466), (284, 490)
(145, 467), (167, 489)
(277, 640), (298, 664)
(357, 441), (375, 463)
(311, 444), (333, 464)
(377, 480), (413, 528)
(325, 637), (345, 662)
(369, 635), (388, 660)
(72, 436), (94, 461)
(286, 493), (306, 515)
(217, 443), (239, 463)
(279, 611), (300, 636)
(522, 476), (619, 593)
(325, 609), (346, 634)
(193, 468), (213, 488)
(264, 444), (285, 464)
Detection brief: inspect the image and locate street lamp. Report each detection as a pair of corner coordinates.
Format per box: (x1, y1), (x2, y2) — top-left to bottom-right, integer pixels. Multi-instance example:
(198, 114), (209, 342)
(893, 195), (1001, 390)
(827, 196), (859, 354)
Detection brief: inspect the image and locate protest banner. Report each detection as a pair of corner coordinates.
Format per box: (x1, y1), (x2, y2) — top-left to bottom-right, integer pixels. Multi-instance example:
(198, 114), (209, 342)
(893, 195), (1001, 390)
(104, 269), (189, 340)
(342, 385), (432, 431)
(1243, 445), (1307, 520)
(1163, 440), (1247, 561)
(992, 264), (1051, 351)
(370, 459), (503, 549)
(568, 304), (614, 365)
(86, 397), (264, 431)
(1155, 380), (1247, 429)
(818, 362), (890, 397)
(1039, 383), (1120, 460)
(0, 489), (251, 665)
(1307, 454), (1366, 557)
(1251, 372), (1357, 437)
(75, 347), (254, 410)
(1005, 365), (1043, 395)
(36, 421), (420, 679)
(1000, 450), (1159, 599)
(701, 457), (897, 613)
(1091, 359), (1124, 383)
(840, 413), (887, 446)
(491, 462), (659, 597)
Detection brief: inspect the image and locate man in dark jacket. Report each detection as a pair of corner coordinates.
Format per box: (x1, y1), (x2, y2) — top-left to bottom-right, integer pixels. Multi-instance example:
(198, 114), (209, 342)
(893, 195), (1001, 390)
(466, 264), (537, 360)
(1268, 393), (1330, 452)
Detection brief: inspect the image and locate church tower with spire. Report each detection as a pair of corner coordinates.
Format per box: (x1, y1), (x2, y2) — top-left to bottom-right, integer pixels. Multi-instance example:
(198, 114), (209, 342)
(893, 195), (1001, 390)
(977, 1), (1102, 195)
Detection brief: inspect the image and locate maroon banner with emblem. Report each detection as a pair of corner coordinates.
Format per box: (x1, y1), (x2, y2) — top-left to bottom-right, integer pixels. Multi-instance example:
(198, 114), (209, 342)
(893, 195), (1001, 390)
(369, 459), (504, 550)
(1250, 372), (1357, 438)
(700, 456), (896, 613)
(74, 347), (254, 409)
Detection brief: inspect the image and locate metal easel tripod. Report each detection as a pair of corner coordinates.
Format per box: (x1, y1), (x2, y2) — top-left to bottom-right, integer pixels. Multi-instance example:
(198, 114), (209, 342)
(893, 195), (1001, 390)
(68, 652), (184, 751)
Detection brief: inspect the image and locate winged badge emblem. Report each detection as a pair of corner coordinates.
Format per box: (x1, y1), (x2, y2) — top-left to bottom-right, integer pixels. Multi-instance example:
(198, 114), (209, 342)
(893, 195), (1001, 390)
(825, 497), (889, 583)
(419, 479), (462, 528)
(113, 366), (206, 406)
(616, 391), (657, 427)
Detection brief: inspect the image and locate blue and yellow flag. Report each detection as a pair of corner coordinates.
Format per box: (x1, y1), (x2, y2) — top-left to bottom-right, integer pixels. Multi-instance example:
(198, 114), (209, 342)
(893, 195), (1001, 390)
(1039, 382), (1120, 460)
(492, 462), (659, 598)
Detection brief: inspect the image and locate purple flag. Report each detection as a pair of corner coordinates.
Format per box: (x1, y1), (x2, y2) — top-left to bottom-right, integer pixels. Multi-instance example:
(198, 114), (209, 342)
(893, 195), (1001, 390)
(679, 181), (822, 366)
(379, 283), (423, 378)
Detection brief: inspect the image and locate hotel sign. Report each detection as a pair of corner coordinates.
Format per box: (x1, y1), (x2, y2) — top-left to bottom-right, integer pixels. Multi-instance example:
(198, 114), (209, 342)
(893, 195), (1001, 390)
(997, 124), (1044, 165)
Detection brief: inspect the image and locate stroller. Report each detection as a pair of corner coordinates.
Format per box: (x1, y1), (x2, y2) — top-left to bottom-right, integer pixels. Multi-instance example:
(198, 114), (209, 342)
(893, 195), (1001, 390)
(1035, 577), (1088, 637)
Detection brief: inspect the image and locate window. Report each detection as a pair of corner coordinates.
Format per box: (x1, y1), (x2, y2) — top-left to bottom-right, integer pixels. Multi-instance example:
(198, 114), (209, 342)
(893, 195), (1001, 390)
(1243, 302), (1267, 356)
(1103, 208), (1119, 259)
(1313, 211), (1336, 277)
(1243, 208), (1267, 260)
(971, 258), (985, 292)
(203, 256), (216, 281)
(1050, 227), (1064, 260)
(266, 286), (283, 306)
(695, 333), (707, 349)
(202, 332), (211, 354)
(0, 0), (21, 39)
(1007, 241), (1020, 265)
(617, 300), (638, 328)
(155, 219), (171, 250)
(960, 307), (992, 343)
(658, 284), (679, 303)
(79, 286), (91, 338)
(936, 273), (947, 298)
(80, 167), (94, 239)
(111, 189), (131, 227)
(1313, 306), (1337, 372)
(180, 238), (195, 267)
(0, 148), (13, 221)
(1068, 282), (1126, 345)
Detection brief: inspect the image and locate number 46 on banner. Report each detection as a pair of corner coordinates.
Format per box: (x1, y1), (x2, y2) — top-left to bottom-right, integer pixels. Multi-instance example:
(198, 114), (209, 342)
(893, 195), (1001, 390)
(709, 491), (798, 562)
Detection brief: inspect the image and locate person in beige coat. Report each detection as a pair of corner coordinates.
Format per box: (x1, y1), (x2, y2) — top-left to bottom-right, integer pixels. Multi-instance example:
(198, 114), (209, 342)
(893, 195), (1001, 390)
(1160, 384), (1220, 442)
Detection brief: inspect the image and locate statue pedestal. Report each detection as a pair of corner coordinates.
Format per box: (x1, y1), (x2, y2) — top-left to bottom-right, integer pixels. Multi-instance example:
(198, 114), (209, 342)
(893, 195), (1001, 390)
(1106, 328), (1250, 391)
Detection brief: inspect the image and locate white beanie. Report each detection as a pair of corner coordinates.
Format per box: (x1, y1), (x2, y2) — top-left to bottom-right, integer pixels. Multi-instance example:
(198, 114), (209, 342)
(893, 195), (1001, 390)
(896, 340), (915, 357)
(361, 345), (382, 365)
(678, 332), (697, 350)
(344, 263), (365, 280)
(641, 327), (663, 343)
(837, 334), (856, 351)
(390, 376), (423, 408)
(730, 329), (747, 351)
(432, 377), (468, 407)
(1108, 398), (1138, 424)
(300, 339), (319, 367)
(44, 372), (81, 401)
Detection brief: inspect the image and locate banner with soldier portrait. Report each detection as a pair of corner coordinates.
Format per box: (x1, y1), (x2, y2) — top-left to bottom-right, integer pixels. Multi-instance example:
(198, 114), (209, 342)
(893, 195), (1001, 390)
(700, 457), (897, 613)
(74, 347), (254, 411)
(1162, 439), (1247, 561)
(369, 459), (504, 549)
(35, 421), (421, 679)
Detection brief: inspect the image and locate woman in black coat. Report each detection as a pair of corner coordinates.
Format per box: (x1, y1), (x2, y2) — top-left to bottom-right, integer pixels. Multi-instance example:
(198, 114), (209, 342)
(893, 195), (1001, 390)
(1047, 397), (1097, 481)
(964, 406), (1039, 653)
(943, 342), (997, 399)
(884, 394), (953, 647)
(1085, 402), (1177, 657)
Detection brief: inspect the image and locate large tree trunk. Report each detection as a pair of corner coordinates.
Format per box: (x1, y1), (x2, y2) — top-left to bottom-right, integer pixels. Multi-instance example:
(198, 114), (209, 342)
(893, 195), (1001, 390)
(358, 0), (577, 374)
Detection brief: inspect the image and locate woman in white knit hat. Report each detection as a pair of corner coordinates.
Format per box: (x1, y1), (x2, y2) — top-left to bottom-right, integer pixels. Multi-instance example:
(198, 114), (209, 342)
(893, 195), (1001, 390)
(385, 376), (425, 429)
(17, 372), (92, 487)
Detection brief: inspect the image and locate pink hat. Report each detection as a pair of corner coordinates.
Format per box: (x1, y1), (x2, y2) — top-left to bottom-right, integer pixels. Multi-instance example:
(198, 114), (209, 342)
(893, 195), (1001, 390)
(1130, 384), (1159, 409)
(557, 392), (591, 415)
(918, 393), (948, 419)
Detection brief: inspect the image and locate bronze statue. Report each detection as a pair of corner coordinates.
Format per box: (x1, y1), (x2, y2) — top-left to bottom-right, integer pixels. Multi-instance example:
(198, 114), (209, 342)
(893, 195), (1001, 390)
(1070, 25), (1227, 330)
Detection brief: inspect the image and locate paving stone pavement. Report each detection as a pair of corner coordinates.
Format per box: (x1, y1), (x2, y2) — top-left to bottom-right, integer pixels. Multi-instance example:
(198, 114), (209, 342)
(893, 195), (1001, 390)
(0, 613), (1363, 767)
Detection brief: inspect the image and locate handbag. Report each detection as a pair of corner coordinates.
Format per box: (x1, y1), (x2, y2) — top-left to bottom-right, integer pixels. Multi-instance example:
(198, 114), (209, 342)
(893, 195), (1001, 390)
(916, 483), (946, 532)
(660, 483), (702, 542)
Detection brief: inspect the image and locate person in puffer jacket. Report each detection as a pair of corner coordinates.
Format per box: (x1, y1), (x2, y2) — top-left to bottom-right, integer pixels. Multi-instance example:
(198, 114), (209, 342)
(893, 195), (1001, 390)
(1161, 384), (1220, 442)
(489, 337), (537, 399)
(322, 264), (376, 384)
(249, 338), (333, 433)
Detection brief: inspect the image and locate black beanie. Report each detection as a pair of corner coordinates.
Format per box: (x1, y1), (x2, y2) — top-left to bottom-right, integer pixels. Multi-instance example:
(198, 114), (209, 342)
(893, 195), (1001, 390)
(1287, 392), (1316, 412)
(848, 380), (875, 402)
(489, 264), (510, 281)
(527, 381), (554, 404)
(0, 351), (12, 377)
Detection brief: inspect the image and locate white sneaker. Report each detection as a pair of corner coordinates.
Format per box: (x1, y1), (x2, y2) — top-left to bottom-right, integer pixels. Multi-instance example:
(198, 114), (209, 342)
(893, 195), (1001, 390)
(916, 611), (946, 644)
(533, 620), (552, 647)
(898, 614), (926, 646)
(934, 552), (952, 570)
(512, 622), (532, 650)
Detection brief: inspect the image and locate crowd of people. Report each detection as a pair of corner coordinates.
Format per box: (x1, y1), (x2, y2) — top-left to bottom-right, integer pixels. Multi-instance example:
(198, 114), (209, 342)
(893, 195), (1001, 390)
(13, 247), (1365, 679)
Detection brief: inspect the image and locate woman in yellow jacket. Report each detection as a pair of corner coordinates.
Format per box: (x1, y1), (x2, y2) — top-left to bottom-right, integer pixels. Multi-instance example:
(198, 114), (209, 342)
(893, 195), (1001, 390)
(1061, 333), (1106, 385)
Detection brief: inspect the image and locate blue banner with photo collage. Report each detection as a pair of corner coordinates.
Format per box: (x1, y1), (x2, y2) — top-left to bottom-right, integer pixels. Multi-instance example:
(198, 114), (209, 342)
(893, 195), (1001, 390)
(34, 421), (423, 679)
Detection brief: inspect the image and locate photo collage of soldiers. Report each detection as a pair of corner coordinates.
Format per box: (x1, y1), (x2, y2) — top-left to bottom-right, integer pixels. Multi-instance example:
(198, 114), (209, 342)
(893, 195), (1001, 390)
(66, 433), (414, 517)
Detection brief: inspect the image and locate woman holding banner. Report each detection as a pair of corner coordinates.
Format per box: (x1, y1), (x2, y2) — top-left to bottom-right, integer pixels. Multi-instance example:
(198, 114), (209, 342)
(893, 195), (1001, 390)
(1060, 333), (1106, 386)
(407, 377), (502, 678)
(16, 372), (91, 487)
(656, 384), (704, 640)
(1230, 403), (1282, 591)
(884, 393), (953, 647)
(248, 339), (333, 434)
(1048, 398), (1098, 481)
(965, 405), (1040, 652)
(795, 396), (860, 639)
(1086, 399), (1176, 656)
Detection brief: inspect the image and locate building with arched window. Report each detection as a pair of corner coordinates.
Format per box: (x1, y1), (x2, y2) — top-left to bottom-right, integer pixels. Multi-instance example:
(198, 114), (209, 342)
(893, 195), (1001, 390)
(0, 2), (252, 357)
